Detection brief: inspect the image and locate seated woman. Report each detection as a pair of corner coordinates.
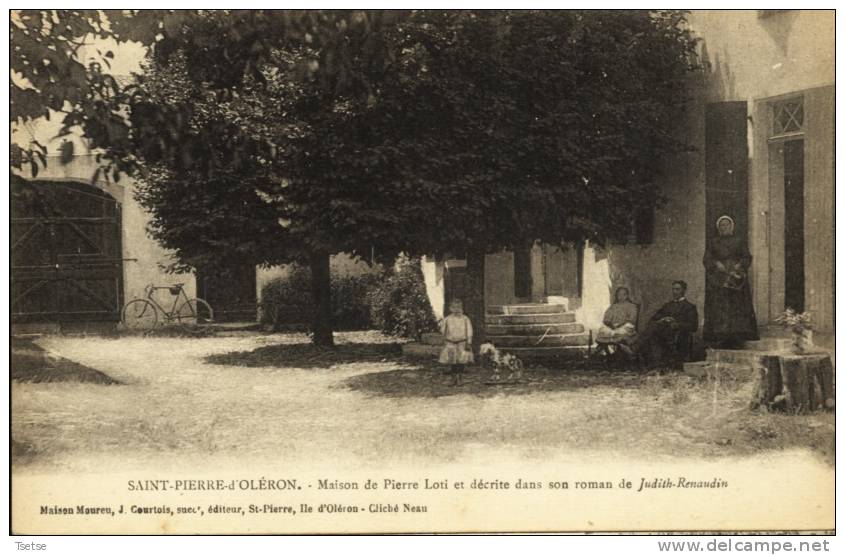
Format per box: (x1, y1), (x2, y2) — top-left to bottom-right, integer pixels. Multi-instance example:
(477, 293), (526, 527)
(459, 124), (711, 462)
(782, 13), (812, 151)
(596, 287), (638, 352)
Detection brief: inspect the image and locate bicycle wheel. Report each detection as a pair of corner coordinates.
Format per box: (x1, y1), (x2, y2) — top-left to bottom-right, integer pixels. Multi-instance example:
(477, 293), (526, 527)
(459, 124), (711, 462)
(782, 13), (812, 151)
(122, 299), (158, 331)
(175, 298), (214, 331)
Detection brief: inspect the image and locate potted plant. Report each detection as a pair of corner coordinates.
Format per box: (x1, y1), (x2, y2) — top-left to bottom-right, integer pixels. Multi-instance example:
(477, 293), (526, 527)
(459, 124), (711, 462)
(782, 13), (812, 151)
(774, 308), (813, 354)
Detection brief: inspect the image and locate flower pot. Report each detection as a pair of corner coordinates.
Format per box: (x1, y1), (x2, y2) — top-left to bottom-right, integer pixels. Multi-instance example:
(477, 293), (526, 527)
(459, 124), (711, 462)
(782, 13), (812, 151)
(791, 329), (814, 354)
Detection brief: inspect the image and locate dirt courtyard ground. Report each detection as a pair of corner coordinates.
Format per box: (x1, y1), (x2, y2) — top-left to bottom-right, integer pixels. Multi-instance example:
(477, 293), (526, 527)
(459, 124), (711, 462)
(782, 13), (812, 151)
(12, 331), (835, 472)
(10, 331), (836, 532)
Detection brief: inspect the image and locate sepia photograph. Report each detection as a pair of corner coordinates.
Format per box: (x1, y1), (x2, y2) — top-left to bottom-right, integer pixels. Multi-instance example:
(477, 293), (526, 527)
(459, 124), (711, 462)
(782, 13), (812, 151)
(7, 7), (836, 537)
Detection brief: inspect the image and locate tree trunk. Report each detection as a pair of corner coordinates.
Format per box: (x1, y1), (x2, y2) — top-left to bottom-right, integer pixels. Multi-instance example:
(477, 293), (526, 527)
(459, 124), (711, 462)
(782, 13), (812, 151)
(465, 249), (486, 354)
(309, 251), (334, 347)
(751, 353), (834, 413)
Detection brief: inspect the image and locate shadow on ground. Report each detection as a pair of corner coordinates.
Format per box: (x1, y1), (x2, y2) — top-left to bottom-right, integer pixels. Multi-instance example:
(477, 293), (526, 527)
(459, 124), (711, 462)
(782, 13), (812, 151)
(342, 361), (659, 399)
(204, 341), (404, 369)
(11, 338), (122, 385)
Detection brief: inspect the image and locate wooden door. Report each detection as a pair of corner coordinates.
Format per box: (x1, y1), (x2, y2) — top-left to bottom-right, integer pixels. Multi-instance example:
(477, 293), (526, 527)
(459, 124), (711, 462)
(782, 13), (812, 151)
(783, 139), (805, 312)
(705, 102), (749, 243)
(11, 176), (123, 323)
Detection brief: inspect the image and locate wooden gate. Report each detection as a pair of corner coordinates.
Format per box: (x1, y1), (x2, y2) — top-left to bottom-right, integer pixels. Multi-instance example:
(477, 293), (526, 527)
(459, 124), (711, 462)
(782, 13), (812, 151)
(11, 176), (123, 324)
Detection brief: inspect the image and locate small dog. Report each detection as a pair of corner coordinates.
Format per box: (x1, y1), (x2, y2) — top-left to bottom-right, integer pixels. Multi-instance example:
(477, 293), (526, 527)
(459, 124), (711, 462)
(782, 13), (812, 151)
(479, 342), (524, 382)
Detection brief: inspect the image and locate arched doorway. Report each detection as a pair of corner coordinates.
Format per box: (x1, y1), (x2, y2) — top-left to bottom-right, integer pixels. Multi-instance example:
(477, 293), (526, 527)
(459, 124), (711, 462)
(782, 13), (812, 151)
(11, 175), (123, 327)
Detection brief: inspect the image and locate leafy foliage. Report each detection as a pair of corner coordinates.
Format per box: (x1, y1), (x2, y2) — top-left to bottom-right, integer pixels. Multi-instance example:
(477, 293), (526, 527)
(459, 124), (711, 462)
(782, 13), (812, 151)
(11, 9), (705, 346)
(259, 266), (382, 331)
(774, 308), (812, 334)
(10, 9), (402, 178)
(367, 257), (438, 340)
(332, 274), (384, 331)
(371, 10), (703, 250)
(258, 265), (313, 328)
(13, 9), (703, 254)
(129, 52), (295, 271)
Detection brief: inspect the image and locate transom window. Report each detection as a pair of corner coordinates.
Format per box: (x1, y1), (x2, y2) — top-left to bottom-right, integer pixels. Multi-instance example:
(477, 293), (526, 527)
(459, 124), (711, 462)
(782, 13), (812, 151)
(772, 98), (804, 137)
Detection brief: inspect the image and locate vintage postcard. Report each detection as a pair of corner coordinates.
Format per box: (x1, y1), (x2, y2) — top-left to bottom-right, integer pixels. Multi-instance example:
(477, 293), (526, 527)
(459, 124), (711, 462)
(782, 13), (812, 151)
(9, 8), (835, 535)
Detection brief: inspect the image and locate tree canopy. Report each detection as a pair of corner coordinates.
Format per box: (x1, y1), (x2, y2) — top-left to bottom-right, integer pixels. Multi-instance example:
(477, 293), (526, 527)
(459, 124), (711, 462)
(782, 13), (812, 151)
(377, 10), (701, 251)
(11, 9), (703, 345)
(12, 9), (702, 252)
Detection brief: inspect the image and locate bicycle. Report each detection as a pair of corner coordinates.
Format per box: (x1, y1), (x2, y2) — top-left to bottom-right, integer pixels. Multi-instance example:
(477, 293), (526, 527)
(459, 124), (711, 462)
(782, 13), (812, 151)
(121, 283), (214, 332)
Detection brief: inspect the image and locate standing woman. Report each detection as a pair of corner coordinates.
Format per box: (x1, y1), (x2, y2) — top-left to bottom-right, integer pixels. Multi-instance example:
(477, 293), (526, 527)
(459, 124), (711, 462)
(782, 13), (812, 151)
(703, 215), (759, 347)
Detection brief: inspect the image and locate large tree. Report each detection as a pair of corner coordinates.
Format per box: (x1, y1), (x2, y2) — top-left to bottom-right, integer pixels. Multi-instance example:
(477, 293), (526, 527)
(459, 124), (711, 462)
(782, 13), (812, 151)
(11, 10), (703, 349)
(126, 14), (410, 345)
(11, 9), (404, 346)
(328, 10), (703, 346)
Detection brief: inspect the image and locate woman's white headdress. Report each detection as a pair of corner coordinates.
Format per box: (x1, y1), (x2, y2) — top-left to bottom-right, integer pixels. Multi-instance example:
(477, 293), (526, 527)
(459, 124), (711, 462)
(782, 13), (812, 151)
(716, 215), (735, 234)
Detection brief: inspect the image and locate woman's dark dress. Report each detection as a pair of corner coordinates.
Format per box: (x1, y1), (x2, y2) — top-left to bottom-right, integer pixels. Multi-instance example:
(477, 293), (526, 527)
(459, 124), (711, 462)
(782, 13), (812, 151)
(703, 235), (759, 342)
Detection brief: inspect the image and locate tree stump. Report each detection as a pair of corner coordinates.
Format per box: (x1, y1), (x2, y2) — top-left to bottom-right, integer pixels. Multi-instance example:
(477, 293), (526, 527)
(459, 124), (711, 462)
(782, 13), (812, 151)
(751, 353), (835, 413)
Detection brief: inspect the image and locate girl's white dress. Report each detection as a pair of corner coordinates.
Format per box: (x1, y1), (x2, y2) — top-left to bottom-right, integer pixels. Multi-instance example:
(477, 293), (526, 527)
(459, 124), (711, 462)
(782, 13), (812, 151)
(438, 314), (475, 364)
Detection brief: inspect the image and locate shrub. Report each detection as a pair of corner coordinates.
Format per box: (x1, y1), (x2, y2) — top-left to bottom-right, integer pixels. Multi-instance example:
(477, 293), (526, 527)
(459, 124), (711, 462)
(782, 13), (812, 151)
(259, 257), (437, 338)
(259, 264), (382, 331)
(331, 273), (383, 331)
(367, 256), (437, 340)
(259, 265), (313, 329)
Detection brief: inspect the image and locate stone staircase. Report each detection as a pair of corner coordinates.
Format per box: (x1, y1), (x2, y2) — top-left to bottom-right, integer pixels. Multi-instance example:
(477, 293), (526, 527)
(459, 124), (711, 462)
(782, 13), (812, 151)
(485, 303), (590, 357)
(401, 301), (591, 359)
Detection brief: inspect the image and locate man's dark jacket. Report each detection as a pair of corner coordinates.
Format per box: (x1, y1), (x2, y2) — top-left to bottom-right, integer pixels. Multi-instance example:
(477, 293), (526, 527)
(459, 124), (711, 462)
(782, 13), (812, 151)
(650, 298), (699, 333)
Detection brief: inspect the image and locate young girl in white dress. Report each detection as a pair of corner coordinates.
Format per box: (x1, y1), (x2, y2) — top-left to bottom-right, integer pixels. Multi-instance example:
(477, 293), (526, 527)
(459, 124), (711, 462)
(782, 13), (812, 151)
(438, 299), (474, 386)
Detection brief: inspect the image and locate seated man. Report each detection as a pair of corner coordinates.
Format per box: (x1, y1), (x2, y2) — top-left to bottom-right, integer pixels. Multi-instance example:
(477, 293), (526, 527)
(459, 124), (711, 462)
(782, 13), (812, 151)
(632, 280), (698, 368)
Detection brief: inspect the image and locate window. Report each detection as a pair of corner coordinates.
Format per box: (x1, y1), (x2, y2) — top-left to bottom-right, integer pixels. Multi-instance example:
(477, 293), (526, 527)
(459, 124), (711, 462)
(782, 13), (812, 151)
(772, 97), (804, 137)
(633, 206), (655, 245)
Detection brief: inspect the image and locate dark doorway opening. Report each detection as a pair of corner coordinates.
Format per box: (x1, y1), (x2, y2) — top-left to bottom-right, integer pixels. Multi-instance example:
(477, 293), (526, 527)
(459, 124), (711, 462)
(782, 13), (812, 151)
(783, 139), (805, 312)
(513, 244), (532, 300)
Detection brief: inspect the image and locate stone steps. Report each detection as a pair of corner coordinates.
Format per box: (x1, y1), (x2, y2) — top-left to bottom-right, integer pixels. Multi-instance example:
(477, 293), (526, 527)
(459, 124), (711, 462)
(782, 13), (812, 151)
(484, 333), (590, 348)
(487, 303), (569, 315)
(485, 303), (589, 355)
(420, 329), (591, 348)
(401, 342), (589, 360)
(487, 322), (584, 335)
(404, 302), (590, 359)
(485, 312), (577, 325)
